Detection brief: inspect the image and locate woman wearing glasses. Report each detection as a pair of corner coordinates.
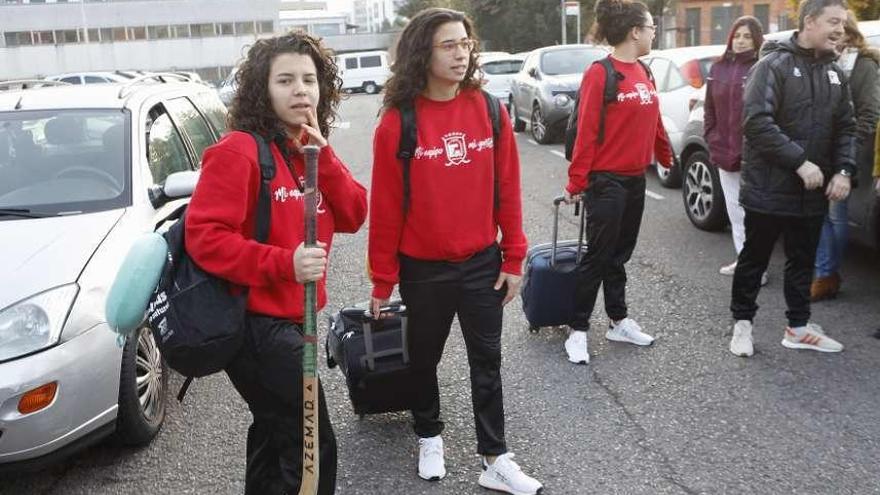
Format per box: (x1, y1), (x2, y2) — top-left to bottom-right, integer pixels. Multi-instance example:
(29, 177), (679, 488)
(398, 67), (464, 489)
(562, 0), (673, 364)
(367, 7), (540, 495)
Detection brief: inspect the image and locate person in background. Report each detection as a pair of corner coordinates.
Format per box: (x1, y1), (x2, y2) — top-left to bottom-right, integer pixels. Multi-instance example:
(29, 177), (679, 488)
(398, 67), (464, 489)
(811, 10), (880, 301)
(729, 0), (856, 358)
(562, 0), (673, 365)
(704, 16), (768, 286)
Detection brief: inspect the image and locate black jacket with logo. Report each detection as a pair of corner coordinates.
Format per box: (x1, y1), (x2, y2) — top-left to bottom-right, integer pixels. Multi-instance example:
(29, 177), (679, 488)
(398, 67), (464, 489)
(740, 34), (857, 217)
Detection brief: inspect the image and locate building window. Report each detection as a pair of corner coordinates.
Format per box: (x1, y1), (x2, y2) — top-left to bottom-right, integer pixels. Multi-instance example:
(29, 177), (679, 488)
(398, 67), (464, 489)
(148, 25), (170, 39)
(35, 30), (55, 44)
(777, 13), (792, 31)
(217, 23), (233, 36)
(112, 27), (127, 41)
(313, 23), (341, 37)
(128, 26), (147, 40)
(258, 21), (274, 34)
(234, 21), (255, 35)
(55, 29), (80, 44)
(711, 5), (743, 44)
(99, 27), (113, 42)
(754, 4), (770, 32)
(190, 23), (214, 38)
(4, 32), (34, 47)
(172, 24), (191, 38)
(86, 28), (99, 42)
(685, 8), (701, 47)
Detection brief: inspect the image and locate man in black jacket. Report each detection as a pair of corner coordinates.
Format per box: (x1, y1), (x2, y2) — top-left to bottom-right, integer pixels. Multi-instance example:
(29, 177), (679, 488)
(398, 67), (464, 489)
(728, 0), (856, 357)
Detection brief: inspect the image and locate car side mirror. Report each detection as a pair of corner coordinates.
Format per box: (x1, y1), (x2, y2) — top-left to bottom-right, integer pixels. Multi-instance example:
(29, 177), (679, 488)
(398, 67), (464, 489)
(148, 170), (200, 209)
(528, 67), (540, 79)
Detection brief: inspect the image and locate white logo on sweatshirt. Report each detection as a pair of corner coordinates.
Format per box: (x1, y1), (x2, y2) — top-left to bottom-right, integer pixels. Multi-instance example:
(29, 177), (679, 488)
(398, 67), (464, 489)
(828, 70), (840, 85)
(273, 181), (326, 214)
(442, 132), (471, 167)
(412, 132), (494, 168)
(793, 67), (802, 77)
(617, 83), (658, 105)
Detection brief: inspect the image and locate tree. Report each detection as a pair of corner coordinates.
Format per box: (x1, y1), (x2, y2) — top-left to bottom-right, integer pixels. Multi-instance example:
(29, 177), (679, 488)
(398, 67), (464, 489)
(786, 0), (879, 23)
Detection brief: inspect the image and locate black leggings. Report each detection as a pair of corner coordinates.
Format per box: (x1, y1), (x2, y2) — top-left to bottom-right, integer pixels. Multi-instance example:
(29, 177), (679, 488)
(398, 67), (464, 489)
(225, 314), (337, 495)
(399, 244), (508, 455)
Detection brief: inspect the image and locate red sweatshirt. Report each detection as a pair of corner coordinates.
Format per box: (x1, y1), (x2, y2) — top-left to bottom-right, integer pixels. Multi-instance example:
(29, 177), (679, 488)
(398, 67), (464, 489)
(185, 131), (367, 322)
(566, 57), (673, 194)
(369, 89), (527, 299)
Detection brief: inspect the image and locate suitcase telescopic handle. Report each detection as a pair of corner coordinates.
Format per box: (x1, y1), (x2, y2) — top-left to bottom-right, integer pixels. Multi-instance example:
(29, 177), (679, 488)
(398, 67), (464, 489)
(551, 195), (586, 267)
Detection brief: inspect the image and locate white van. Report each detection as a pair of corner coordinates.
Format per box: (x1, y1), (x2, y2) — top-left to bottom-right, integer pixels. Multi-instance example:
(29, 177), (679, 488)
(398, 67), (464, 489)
(335, 50), (390, 94)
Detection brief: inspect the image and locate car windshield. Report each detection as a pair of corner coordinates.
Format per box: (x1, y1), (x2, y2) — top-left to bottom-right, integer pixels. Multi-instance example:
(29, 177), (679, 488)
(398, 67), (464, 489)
(541, 48), (606, 75)
(0, 109), (131, 217)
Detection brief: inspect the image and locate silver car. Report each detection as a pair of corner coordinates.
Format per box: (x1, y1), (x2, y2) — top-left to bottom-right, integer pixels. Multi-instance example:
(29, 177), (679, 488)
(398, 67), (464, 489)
(0, 75), (227, 468)
(509, 44), (607, 144)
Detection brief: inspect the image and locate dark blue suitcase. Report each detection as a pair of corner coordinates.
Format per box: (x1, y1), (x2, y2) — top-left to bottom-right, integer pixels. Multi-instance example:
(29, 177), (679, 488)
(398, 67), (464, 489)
(521, 196), (587, 332)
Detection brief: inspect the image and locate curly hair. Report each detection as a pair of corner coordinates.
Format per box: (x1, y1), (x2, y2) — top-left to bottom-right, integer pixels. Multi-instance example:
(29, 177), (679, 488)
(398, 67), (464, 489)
(382, 8), (482, 111)
(593, 0), (650, 46)
(228, 31), (342, 138)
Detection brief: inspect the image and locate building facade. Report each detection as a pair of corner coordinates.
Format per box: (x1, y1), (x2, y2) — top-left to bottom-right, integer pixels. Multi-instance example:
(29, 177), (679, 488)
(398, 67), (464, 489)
(1, 0), (278, 82)
(675, 0), (793, 47)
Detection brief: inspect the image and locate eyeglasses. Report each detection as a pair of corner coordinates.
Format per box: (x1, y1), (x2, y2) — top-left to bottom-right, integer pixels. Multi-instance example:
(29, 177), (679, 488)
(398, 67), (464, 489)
(641, 25), (657, 32)
(433, 38), (478, 53)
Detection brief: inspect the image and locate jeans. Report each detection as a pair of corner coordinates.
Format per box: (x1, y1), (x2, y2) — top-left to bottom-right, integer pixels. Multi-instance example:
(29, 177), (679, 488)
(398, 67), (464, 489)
(814, 199), (849, 278)
(570, 172), (646, 331)
(731, 210), (824, 328)
(398, 244), (508, 455)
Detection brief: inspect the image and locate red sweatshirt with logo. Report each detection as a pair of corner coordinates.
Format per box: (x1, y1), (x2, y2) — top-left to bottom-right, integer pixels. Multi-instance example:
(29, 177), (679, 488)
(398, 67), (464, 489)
(369, 88), (527, 299)
(566, 57), (674, 194)
(185, 131), (367, 322)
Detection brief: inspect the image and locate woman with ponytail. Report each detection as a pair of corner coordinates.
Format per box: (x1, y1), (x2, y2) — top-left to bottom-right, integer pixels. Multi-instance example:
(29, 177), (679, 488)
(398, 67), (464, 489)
(562, 0), (673, 365)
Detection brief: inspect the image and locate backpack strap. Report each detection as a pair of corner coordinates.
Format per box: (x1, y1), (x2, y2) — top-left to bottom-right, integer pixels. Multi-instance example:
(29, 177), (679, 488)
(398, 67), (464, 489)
(396, 101), (417, 215)
(247, 131), (276, 243)
(637, 59), (656, 87)
(596, 56), (618, 145)
(481, 89), (501, 212)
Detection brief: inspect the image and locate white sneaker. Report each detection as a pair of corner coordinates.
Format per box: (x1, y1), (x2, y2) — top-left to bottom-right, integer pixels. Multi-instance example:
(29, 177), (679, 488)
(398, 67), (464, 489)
(479, 453), (543, 495)
(729, 320), (754, 357)
(720, 260), (737, 275)
(605, 318), (654, 346)
(782, 323), (843, 353)
(417, 435), (446, 481)
(564, 330), (589, 364)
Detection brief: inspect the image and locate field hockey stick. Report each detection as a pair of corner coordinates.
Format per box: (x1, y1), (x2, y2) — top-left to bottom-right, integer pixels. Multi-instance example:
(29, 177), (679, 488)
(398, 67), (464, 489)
(299, 144), (321, 495)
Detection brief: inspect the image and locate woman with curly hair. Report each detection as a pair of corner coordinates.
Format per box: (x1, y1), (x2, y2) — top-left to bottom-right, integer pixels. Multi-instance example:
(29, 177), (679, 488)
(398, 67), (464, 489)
(367, 8), (541, 495)
(562, 0), (672, 364)
(185, 32), (367, 494)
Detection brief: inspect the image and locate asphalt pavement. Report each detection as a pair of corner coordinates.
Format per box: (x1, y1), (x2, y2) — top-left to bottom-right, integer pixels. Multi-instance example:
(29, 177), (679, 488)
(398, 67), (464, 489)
(2, 93), (879, 495)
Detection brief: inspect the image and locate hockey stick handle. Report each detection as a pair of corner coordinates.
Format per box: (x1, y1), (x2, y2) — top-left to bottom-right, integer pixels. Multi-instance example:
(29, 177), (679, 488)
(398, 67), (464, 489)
(299, 144), (321, 495)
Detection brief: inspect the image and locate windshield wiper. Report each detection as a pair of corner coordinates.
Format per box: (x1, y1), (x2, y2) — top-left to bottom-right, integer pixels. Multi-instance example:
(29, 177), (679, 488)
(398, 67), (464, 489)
(0, 208), (53, 218)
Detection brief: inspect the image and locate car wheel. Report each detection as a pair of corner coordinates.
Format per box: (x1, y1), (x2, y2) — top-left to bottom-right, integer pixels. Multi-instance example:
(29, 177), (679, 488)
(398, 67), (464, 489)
(655, 159), (682, 188)
(682, 150), (727, 231)
(363, 82), (378, 94)
(530, 104), (552, 144)
(510, 98), (525, 132)
(115, 326), (167, 445)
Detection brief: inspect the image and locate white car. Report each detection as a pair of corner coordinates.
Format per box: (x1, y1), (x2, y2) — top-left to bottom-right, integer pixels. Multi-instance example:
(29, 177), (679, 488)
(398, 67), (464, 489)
(44, 71), (142, 85)
(641, 44), (726, 187)
(0, 76), (227, 468)
(335, 50), (391, 95)
(479, 52), (525, 106)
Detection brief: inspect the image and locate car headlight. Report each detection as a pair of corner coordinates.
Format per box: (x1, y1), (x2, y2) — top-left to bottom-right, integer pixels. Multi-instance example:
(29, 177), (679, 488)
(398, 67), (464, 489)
(0, 284), (79, 362)
(554, 94), (572, 107)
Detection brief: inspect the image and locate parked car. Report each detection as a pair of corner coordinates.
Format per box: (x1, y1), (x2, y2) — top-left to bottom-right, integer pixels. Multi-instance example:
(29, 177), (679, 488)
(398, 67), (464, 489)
(509, 44), (607, 144)
(45, 71), (142, 85)
(679, 21), (880, 248)
(335, 50), (391, 95)
(641, 44), (726, 188)
(217, 66), (238, 107)
(0, 75), (228, 469)
(479, 52), (525, 107)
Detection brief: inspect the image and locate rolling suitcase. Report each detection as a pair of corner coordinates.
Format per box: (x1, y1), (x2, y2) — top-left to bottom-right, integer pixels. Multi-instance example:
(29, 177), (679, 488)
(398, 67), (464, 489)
(520, 195), (587, 332)
(326, 302), (418, 417)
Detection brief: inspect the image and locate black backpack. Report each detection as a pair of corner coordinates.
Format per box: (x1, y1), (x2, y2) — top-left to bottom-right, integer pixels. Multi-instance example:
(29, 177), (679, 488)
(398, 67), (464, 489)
(147, 131), (275, 400)
(397, 89), (502, 213)
(564, 56), (655, 161)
